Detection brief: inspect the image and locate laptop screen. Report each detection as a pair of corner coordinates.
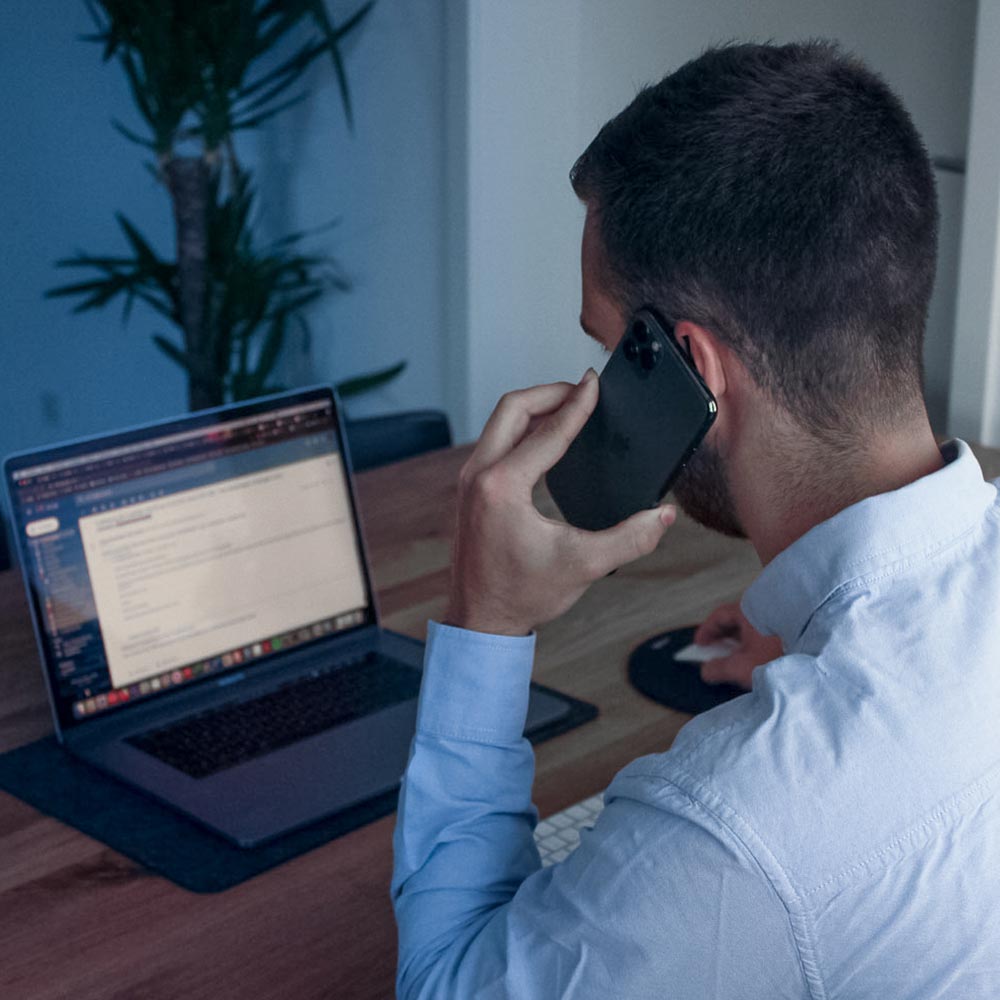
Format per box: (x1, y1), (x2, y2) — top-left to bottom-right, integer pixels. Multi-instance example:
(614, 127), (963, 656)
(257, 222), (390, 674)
(4, 387), (375, 731)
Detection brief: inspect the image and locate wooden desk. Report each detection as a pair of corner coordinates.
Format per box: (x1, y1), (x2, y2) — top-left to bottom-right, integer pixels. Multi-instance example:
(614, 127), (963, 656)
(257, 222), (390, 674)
(2, 442), (998, 1000)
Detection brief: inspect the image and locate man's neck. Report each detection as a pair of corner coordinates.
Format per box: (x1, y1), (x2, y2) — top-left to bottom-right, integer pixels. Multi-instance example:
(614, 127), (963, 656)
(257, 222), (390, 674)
(735, 417), (945, 566)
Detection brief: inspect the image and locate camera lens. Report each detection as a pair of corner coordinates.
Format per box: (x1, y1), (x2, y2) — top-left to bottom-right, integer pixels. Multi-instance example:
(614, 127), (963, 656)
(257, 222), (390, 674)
(632, 321), (649, 344)
(623, 337), (639, 361)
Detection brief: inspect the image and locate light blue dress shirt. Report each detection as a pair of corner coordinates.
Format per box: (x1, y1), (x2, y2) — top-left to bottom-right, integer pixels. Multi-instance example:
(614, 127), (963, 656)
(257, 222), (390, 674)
(392, 440), (1000, 998)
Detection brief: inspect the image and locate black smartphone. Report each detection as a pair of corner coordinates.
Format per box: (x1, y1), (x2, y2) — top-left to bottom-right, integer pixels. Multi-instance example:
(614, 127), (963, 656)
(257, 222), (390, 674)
(546, 308), (717, 531)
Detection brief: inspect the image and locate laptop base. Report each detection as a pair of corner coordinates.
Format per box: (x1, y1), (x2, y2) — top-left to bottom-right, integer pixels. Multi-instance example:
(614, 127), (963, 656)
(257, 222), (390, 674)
(69, 630), (574, 847)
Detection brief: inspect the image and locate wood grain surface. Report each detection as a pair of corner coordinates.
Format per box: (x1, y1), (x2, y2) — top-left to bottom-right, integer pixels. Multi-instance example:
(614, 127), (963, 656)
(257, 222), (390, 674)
(1, 441), (997, 1000)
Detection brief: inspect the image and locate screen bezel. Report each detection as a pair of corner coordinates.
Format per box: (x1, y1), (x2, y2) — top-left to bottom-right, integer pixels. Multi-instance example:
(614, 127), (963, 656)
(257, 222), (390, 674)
(2, 385), (379, 737)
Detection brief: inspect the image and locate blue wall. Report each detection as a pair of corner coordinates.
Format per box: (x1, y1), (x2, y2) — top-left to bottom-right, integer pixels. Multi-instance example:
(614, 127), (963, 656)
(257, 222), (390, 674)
(0, 1), (184, 461)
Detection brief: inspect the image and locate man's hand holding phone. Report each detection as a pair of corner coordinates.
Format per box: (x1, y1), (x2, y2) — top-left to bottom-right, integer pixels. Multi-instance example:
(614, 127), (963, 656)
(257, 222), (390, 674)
(444, 371), (677, 637)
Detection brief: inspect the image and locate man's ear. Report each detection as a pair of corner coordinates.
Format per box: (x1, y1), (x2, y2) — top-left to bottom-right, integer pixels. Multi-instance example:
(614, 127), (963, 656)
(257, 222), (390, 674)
(675, 320), (728, 401)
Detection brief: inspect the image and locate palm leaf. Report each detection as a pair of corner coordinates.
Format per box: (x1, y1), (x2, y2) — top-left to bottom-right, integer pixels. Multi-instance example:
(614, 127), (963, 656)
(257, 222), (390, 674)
(252, 310), (289, 388)
(254, 0), (312, 56)
(112, 118), (156, 149)
(236, 38), (326, 110)
(116, 213), (161, 270)
(45, 276), (121, 299)
(229, 91), (310, 134)
(307, 0), (375, 129)
(336, 359), (406, 398)
(152, 333), (215, 385)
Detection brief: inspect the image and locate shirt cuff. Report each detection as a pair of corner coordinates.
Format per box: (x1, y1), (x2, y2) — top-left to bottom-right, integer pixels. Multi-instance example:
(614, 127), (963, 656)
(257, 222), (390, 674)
(416, 620), (536, 744)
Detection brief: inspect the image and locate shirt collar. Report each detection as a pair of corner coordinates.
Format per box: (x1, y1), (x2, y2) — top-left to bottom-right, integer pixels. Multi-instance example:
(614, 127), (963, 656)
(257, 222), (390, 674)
(741, 439), (997, 650)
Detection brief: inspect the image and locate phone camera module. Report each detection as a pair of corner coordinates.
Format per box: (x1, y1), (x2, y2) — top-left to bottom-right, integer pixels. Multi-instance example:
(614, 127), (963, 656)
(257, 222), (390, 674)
(623, 337), (639, 362)
(639, 341), (662, 371)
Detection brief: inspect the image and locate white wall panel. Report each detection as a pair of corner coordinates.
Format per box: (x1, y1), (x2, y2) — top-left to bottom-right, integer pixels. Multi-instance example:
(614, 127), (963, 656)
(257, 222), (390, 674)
(453, 0), (977, 441)
(950, 0), (1000, 447)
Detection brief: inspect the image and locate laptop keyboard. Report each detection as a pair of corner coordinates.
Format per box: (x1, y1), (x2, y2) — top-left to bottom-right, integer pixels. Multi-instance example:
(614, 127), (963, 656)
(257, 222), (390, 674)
(128, 653), (422, 779)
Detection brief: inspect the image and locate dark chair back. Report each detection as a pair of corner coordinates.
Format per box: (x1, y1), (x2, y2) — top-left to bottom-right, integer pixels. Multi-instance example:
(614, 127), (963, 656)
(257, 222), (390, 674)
(344, 410), (452, 473)
(0, 509), (10, 572)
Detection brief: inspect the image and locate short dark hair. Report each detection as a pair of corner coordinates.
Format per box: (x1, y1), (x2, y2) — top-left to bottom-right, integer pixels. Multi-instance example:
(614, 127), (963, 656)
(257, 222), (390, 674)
(571, 41), (938, 441)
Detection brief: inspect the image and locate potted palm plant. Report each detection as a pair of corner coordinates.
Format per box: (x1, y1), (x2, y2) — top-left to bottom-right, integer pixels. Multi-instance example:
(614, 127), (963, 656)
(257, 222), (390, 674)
(48, 0), (404, 411)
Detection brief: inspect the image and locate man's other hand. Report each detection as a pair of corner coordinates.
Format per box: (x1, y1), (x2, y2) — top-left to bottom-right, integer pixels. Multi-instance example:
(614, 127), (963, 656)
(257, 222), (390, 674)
(694, 602), (783, 689)
(443, 371), (677, 636)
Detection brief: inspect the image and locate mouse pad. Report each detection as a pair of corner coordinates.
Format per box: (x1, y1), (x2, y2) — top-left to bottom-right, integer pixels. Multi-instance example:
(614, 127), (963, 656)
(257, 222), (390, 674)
(628, 626), (746, 715)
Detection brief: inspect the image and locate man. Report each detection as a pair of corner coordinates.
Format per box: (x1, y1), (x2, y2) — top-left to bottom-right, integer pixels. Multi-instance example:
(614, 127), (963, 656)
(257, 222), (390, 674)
(391, 42), (1000, 997)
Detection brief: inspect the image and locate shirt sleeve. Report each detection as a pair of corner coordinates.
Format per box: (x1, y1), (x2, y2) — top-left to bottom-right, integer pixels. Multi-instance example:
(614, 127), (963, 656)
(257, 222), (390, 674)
(391, 621), (808, 999)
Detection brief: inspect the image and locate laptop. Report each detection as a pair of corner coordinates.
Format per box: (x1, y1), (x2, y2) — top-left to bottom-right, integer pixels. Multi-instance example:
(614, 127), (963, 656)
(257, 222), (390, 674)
(3, 386), (570, 847)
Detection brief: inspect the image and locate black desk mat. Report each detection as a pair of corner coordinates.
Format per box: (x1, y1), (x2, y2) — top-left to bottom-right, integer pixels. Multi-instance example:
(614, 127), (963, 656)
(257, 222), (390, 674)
(628, 625), (746, 715)
(0, 681), (596, 894)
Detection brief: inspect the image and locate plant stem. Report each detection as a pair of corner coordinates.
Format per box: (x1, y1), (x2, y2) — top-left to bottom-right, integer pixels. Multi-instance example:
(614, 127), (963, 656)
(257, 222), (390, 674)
(162, 154), (220, 410)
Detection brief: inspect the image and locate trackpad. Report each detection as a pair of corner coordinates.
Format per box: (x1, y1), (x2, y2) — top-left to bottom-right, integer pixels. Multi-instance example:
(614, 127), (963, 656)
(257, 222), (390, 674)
(525, 684), (573, 734)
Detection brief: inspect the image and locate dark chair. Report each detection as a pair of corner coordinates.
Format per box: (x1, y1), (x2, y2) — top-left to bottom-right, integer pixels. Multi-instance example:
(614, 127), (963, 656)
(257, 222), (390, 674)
(344, 409), (452, 473)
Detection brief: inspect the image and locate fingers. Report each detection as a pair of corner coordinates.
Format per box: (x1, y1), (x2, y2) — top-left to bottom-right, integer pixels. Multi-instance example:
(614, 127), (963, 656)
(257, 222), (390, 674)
(508, 369), (600, 484)
(700, 655), (736, 685)
(464, 381), (577, 480)
(693, 602), (744, 645)
(573, 503), (677, 579)
(700, 653), (755, 691)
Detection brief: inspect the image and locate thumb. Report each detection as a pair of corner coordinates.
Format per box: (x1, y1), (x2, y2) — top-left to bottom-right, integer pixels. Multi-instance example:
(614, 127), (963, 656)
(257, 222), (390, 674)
(694, 602), (742, 645)
(583, 504), (676, 578)
(700, 657), (735, 685)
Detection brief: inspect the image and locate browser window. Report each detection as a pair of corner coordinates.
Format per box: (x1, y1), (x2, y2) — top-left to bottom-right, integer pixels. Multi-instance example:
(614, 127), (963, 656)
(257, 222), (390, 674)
(6, 397), (371, 723)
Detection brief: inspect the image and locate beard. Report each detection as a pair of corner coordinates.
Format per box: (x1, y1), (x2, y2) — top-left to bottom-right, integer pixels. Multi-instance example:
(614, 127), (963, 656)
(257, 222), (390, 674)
(671, 438), (746, 538)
